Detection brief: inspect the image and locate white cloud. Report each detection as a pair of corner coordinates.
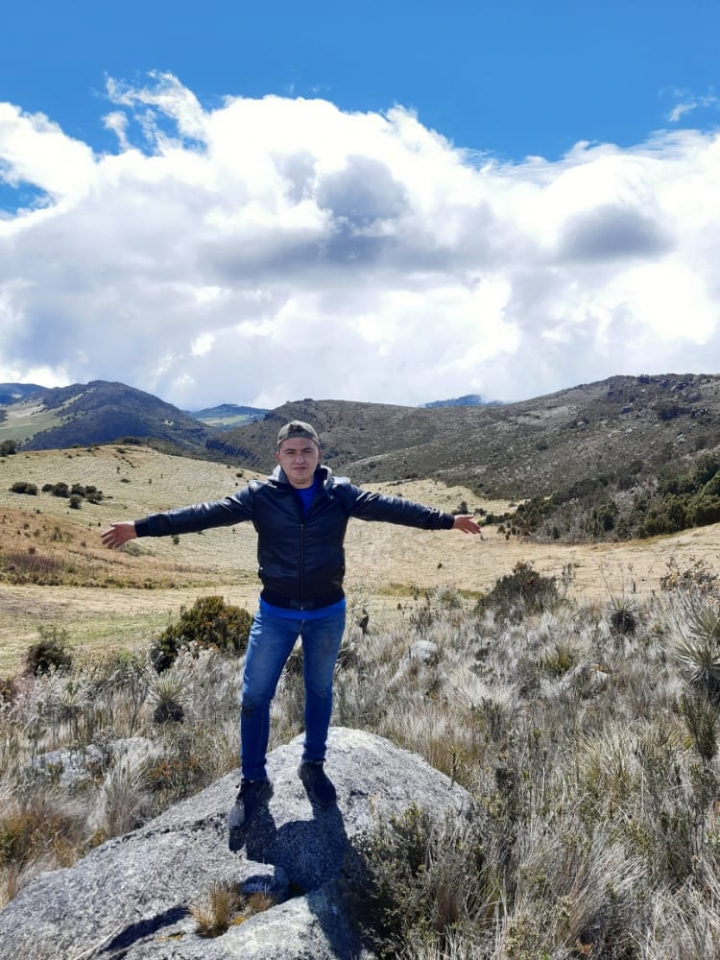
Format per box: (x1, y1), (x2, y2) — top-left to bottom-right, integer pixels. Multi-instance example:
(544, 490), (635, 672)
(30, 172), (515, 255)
(1, 74), (720, 409)
(667, 91), (718, 123)
(0, 104), (95, 202)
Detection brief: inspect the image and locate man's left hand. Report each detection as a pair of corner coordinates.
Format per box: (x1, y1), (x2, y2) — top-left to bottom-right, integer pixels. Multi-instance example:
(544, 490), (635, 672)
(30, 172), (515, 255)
(452, 514), (482, 535)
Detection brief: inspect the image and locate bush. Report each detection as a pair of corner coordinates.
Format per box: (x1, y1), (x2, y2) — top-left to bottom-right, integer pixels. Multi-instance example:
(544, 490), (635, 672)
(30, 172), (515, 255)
(24, 626), (73, 676)
(689, 494), (720, 527)
(346, 804), (486, 959)
(150, 596), (253, 673)
(10, 481), (38, 495)
(476, 561), (560, 622)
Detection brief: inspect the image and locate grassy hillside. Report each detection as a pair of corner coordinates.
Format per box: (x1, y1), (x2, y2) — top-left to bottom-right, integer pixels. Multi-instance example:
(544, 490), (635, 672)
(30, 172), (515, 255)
(2, 443), (720, 674)
(1, 381), (214, 452)
(213, 374), (720, 544)
(215, 374), (720, 494)
(7, 372), (720, 549)
(186, 403), (268, 430)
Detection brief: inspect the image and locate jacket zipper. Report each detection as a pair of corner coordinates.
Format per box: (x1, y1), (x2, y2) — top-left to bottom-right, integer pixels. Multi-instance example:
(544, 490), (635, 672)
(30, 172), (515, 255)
(299, 520), (305, 610)
(292, 474), (322, 612)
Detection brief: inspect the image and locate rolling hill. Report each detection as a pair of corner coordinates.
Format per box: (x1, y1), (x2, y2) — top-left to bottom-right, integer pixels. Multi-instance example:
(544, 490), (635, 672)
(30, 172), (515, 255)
(0, 381), (213, 452)
(5, 372), (720, 543)
(208, 374), (715, 494)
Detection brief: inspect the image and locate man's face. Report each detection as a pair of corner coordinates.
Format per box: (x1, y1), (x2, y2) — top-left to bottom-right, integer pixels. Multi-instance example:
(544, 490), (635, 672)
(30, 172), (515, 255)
(276, 439), (321, 489)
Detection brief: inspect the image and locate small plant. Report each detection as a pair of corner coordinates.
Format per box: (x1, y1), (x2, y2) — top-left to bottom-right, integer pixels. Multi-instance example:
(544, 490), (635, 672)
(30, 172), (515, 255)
(189, 881), (275, 937)
(680, 690), (718, 762)
(346, 804), (486, 959)
(148, 670), (190, 724)
(671, 595), (720, 698)
(190, 880), (242, 937)
(608, 596), (639, 636)
(660, 556), (718, 595)
(24, 626), (73, 676)
(543, 642), (576, 677)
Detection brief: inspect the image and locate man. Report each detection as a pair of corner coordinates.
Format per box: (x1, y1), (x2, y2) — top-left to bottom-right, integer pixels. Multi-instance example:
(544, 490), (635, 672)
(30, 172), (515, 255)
(102, 420), (481, 836)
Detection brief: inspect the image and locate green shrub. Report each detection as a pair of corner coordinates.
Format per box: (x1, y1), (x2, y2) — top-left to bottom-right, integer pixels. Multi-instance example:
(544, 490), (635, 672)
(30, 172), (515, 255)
(24, 626), (73, 676)
(150, 595), (253, 673)
(689, 494), (720, 527)
(476, 561), (560, 622)
(10, 481), (38, 495)
(345, 804), (486, 959)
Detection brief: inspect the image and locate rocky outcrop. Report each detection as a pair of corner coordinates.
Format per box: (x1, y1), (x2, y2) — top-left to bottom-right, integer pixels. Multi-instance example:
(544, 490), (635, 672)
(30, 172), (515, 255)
(0, 728), (472, 960)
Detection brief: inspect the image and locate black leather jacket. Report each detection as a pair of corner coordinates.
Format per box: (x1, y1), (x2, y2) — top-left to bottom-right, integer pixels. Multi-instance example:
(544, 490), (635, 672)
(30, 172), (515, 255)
(135, 465), (455, 610)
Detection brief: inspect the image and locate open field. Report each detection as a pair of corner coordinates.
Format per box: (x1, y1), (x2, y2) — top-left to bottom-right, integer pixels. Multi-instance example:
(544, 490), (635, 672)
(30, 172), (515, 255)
(2, 443), (720, 673)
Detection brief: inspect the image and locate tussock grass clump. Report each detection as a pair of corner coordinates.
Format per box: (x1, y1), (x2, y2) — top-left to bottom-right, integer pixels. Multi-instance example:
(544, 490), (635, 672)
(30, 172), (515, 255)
(189, 880), (275, 937)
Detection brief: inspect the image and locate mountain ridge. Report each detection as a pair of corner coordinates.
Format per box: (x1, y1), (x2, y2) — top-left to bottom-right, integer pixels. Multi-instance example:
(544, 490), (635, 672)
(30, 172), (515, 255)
(4, 373), (720, 543)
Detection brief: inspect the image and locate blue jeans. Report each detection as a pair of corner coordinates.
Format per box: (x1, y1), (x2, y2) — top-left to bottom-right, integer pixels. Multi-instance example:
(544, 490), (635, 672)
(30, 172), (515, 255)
(240, 606), (346, 780)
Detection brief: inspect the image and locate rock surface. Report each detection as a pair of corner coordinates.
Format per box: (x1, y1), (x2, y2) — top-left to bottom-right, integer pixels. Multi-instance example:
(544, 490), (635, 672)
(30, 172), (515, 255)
(0, 727), (472, 960)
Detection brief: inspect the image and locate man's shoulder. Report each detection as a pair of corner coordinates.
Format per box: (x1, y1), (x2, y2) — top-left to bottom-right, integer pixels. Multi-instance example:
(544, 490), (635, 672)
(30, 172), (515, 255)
(328, 474), (351, 488)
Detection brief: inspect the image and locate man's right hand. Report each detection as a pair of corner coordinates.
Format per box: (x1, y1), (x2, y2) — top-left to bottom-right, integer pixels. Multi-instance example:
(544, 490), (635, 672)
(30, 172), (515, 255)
(101, 521), (138, 549)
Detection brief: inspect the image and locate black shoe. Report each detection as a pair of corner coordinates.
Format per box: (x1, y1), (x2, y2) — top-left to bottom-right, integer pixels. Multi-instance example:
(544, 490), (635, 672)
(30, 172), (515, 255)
(298, 761), (337, 807)
(228, 778), (273, 837)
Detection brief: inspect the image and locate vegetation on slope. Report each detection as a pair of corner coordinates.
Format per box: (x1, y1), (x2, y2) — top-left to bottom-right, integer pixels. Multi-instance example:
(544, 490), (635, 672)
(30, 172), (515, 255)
(7, 372), (720, 547)
(2, 561), (720, 956)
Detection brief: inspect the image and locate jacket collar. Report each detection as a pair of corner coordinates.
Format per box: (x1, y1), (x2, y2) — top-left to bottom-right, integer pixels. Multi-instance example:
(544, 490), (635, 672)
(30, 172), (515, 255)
(271, 463), (333, 489)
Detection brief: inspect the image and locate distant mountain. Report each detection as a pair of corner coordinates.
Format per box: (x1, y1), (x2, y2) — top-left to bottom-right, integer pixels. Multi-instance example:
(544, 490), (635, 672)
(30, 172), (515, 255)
(209, 374), (720, 500)
(185, 403), (268, 430)
(7, 381), (214, 452)
(423, 394), (501, 408)
(0, 382), (47, 405)
(9, 373), (720, 545)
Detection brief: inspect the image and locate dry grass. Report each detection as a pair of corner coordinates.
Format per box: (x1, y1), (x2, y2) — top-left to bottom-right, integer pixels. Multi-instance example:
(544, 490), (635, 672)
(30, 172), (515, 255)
(2, 558), (720, 956)
(189, 881), (275, 937)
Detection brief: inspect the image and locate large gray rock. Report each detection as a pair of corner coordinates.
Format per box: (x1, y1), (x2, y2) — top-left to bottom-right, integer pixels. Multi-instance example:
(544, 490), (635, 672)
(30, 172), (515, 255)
(0, 728), (472, 960)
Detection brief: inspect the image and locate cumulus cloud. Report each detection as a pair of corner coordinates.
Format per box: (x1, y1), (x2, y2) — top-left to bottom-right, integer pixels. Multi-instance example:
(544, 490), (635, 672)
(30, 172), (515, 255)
(1, 73), (720, 409)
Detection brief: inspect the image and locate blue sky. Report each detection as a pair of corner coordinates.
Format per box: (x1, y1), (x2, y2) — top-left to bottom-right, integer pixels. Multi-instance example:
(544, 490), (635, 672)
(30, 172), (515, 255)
(4, 1), (718, 165)
(1, 1), (720, 408)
